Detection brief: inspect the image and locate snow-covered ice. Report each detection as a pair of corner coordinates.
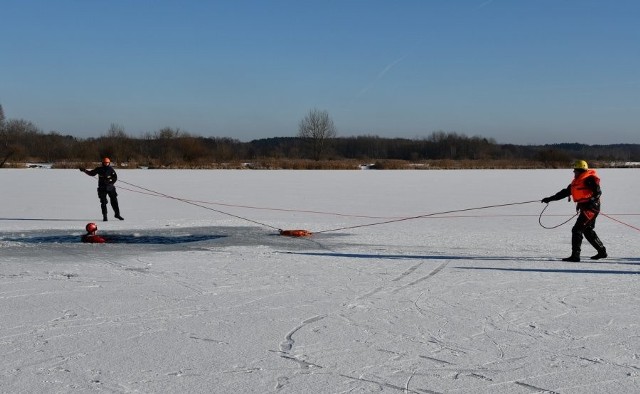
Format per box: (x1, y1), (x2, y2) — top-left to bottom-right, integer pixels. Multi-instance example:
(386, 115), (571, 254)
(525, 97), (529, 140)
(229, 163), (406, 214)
(1, 168), (639, 393)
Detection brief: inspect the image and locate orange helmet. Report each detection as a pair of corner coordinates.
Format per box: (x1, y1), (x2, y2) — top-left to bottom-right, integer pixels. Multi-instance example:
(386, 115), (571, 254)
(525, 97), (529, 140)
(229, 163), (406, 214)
(86, 222), (98, 233)
(102, 157), (111, 165)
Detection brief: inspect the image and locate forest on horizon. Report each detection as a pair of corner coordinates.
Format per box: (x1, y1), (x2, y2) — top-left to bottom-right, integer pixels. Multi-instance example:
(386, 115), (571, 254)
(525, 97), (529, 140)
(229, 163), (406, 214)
(1, 105), (639, 169)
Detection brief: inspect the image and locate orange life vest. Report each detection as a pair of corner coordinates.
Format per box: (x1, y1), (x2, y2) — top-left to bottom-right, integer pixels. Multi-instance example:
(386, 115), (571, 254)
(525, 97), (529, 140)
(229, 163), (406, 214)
(570, 169), (599, 203)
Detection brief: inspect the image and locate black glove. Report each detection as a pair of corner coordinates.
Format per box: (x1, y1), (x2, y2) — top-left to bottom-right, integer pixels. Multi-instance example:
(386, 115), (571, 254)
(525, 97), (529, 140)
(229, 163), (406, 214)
(541, 197), (551, 204)
(79, 167), (86, 172)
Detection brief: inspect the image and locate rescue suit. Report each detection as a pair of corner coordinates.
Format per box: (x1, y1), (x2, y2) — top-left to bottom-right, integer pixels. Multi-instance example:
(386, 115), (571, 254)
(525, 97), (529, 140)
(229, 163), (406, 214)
(542, 167), (607, 262)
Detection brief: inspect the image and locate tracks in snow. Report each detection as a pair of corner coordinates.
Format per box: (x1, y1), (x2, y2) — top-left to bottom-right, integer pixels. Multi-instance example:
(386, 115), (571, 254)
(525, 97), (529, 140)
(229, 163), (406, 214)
(355, 260), (449, 302)
(271, 257), (452, 392)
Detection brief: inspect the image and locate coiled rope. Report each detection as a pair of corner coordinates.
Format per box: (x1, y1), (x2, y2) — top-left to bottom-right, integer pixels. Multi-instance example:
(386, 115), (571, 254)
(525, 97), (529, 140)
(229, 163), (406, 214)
(538, 203), (640, 232)
(537, 203), (577, 229)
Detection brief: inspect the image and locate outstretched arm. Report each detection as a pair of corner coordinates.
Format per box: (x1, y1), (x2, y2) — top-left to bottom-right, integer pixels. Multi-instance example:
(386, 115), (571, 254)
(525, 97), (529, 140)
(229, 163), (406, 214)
(79, 167), (98, 176)
(541, 186), (570, 203)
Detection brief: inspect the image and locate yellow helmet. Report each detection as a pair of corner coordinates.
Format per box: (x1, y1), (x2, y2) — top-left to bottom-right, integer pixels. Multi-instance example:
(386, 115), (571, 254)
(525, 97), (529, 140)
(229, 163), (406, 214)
(573, 160), (588, 170)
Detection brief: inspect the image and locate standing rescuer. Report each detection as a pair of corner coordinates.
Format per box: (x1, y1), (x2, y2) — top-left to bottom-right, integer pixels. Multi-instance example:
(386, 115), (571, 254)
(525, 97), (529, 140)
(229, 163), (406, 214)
(80, 157), (124, 222)
(541, 160), (607, 262)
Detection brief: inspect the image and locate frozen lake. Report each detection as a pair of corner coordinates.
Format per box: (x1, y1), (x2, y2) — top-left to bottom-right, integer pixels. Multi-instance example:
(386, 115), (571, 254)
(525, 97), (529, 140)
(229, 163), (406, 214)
(1, 169), (639, 393)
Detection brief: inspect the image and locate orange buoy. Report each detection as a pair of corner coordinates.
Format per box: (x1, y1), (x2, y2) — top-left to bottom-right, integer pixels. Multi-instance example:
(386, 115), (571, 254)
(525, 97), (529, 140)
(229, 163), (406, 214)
(279, 229), (312, 237)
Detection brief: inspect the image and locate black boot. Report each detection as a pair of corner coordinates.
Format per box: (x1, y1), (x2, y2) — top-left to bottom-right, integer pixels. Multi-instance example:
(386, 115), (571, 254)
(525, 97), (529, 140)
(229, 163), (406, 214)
(101, 205), (108, 222)
(562, 253), (580, 262)
(584, 230), (607, 260)
(564, 228), (582, 262)
(111, 198), (123, 220)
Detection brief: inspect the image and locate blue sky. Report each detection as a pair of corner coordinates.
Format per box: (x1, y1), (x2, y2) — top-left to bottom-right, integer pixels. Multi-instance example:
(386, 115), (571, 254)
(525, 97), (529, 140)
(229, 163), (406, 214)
(1, 0), (638, 144)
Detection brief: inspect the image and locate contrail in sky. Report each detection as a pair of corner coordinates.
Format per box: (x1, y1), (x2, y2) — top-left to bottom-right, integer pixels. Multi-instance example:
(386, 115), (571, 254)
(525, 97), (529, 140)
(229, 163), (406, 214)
(356, 55), (407, 98)
(476, 0), (494, 9)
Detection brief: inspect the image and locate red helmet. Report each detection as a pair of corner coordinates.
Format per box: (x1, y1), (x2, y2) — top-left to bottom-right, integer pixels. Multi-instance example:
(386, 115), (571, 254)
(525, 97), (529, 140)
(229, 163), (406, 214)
(86, 222), (98, 233)
(102, 157), (111, 165)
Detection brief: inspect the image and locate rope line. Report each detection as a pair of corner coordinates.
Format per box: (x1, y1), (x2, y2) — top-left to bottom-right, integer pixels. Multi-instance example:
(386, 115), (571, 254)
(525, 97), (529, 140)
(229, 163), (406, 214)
(117, 185), (394, 219)
(119, 185), (591, 220)
(118, 180), (280, 231)
(116, 178), (640, 235)
(537, 203), (640, 232)
(313, 200), (540, 234)
(119, 184), (640, 223)
(601, 213), (640, 232)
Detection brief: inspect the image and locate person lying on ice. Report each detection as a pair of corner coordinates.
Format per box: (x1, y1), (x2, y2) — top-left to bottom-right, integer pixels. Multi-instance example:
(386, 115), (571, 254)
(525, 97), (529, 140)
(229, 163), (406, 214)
(81, 222), (106, 244)
(80, 157), (124, 222)
(541, 160), (607, 262)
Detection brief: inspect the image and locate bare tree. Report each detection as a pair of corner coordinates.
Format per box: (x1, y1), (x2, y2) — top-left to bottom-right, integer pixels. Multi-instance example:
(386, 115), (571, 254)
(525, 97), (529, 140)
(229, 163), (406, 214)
(152, 127), (184, 165)
(155, 127), (183, 139)
(0, 104), (5, 130)
(0, 104), (7, 167)
(106, 123), (127, 139)
(1, 119), (39, 166)
(297, 108), (337, 161)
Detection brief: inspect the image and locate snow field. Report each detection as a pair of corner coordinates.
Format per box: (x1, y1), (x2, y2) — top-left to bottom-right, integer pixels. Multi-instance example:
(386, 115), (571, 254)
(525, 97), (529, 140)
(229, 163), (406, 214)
(1, 169), (639, 393)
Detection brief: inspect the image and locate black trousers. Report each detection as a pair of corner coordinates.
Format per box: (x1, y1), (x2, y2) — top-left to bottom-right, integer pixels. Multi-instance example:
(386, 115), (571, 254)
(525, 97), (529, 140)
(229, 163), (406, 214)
(97, 186), (120, 216)
(571, 209), (605, 254)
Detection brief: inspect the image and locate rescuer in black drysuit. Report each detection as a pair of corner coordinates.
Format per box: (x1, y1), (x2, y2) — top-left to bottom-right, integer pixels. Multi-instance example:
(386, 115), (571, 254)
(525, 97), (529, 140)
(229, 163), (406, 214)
(80, 157), (124, 222)
(541, 160), (607, 262)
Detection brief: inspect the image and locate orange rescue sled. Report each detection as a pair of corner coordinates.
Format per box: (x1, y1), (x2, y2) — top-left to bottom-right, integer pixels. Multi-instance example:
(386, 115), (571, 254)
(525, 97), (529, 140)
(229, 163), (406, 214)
(279, 229), (312, 237)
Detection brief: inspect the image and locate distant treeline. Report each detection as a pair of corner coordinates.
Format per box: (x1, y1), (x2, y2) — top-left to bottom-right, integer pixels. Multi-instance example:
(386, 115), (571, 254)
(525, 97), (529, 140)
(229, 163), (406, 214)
(1, 118), (639, 169)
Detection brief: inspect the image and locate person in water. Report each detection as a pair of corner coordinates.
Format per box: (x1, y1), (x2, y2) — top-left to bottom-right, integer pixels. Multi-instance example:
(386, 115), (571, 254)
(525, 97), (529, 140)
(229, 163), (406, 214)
(81, 222), (106, 243)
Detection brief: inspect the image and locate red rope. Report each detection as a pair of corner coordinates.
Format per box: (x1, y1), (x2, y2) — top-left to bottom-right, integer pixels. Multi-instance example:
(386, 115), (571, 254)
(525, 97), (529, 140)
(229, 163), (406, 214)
(120, 183), (622, 220)
(117, 180), (640, 235)
(117, 185), (393, 219)
(601, 213), (640, 232)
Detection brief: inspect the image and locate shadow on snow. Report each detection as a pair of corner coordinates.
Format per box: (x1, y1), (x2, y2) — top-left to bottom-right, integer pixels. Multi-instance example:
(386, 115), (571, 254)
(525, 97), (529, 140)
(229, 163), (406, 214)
(457, 266), (640, 275)
(282, 251), (640, 273)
